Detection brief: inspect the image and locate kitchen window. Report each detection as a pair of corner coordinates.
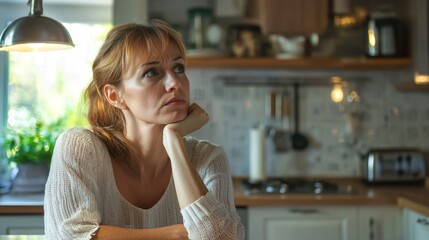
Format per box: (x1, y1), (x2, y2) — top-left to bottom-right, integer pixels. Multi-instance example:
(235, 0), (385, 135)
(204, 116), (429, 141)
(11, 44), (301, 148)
(7, 23), (112, 128)
(0, 22), (112, 184)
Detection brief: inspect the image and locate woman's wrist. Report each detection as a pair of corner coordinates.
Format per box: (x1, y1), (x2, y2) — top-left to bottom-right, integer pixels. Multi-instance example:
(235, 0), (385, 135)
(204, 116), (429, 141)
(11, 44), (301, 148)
(162, 127), (185, 157)
(163, 125), (183, 138)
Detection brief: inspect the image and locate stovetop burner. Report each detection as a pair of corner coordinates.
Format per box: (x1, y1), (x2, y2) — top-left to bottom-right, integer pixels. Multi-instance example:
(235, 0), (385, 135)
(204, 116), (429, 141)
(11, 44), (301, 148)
(241, 178), (354, 195)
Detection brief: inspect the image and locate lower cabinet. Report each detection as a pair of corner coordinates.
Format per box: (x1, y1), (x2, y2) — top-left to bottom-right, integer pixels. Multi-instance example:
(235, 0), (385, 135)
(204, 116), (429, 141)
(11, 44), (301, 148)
(248, 206), (403, 240)
(236, 207), (248, 240)
(0, 215), (44, 235)
(403, 208), (429, 240)
(357, 206), (403, 240)
(248, 206), (358, 240)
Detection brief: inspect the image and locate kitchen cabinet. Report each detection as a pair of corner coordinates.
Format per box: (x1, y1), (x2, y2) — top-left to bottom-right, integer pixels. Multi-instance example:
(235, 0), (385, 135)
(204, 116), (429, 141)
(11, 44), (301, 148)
(248, 205), (405, 240)
(404, 208), (429, 240)
(0, 215), (44, 235)
(258, 0), (328, 36)
(248, 206), (358, 240)
(236, 207), (248, 240)
(357, 206), (402, 240)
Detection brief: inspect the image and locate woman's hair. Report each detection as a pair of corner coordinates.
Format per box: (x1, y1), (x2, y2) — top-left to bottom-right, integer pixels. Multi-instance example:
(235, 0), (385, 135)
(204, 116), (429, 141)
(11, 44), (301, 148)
(84, 19), (186, 163)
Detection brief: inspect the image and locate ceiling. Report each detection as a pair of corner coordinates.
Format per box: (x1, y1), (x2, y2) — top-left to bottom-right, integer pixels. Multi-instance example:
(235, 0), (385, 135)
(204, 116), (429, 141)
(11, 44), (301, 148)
(0, 0), (112, 6)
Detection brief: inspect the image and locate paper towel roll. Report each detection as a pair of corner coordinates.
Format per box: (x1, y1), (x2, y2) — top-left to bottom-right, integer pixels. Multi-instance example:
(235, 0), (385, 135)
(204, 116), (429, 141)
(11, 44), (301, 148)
(249, 128), (266, 183)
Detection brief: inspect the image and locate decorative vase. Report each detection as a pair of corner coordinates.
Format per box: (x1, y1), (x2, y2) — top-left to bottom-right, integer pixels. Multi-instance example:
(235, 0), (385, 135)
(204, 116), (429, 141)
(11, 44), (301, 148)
(11, 163), (49, 193)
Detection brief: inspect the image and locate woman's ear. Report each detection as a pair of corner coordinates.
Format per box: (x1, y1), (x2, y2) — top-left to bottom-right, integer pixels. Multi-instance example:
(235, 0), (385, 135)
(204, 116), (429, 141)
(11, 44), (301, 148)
(103, 84), (128, 109)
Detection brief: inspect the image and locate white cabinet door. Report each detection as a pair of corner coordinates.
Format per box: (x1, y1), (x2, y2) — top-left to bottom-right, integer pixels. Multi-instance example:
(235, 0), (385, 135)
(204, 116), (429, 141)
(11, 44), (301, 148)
(0, 215), (44, 235)
(358, 206), (402, 240)
(404, 209), (429, 240)
(248, 206), (358, 240)
(236, 207), (248, 240)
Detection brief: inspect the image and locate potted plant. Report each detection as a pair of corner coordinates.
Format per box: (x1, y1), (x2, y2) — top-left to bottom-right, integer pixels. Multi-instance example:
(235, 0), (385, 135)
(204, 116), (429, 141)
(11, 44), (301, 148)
(3, 119), (63, 193)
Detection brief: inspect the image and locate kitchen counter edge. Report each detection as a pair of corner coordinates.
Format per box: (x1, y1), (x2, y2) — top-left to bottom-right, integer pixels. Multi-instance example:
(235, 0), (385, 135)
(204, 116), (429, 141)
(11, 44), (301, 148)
(0, 177), (428, 216)
(234, 177), (429, 216)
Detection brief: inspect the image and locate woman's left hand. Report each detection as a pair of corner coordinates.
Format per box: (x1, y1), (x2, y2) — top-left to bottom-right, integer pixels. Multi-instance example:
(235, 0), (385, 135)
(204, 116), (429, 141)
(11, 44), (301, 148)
(164, 103), (209, 137)
(162, 103), (210, 210)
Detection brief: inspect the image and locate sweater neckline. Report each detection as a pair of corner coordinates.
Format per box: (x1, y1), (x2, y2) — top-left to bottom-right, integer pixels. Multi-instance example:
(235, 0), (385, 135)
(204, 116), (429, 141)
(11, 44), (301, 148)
(107, 158), (175, 212)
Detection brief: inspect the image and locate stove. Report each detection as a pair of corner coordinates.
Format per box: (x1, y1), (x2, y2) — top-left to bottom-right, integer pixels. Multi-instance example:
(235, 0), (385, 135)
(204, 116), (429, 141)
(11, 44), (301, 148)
(241, 178), (354, 195)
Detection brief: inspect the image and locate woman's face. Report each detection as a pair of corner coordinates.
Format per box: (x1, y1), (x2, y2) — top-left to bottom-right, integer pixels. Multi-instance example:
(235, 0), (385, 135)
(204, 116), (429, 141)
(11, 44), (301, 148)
(119, 42), (189, 125)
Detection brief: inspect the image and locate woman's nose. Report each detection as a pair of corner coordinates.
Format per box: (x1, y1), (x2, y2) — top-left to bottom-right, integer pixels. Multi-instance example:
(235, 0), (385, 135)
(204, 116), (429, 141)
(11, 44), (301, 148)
(164, 72), (182, 92)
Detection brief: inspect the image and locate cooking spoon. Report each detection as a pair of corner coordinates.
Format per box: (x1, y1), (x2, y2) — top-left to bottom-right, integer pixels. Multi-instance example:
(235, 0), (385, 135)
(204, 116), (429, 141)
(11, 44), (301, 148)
(291, 83), (309, 150)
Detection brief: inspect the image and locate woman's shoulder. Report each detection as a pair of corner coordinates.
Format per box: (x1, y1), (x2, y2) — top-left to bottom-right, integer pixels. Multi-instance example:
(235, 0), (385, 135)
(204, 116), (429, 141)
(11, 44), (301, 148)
(184, 137), (225, 163)
(58, 127), (101, 145)
(184, 136), (221, 152)
(53, 127), (110, 168)
(60, 127), (94, 138)
(55, 127), (106, 156)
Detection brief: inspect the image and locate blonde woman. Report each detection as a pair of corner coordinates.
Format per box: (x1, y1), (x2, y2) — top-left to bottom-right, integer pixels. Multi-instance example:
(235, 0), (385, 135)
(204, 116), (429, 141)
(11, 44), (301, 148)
(44, 19), (245, 240)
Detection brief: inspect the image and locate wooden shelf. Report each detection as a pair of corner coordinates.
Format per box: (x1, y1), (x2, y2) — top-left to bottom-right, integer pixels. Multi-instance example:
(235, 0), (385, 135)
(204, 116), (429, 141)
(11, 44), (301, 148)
(186, 57), (411, 70)
(396, 81), (429, 91)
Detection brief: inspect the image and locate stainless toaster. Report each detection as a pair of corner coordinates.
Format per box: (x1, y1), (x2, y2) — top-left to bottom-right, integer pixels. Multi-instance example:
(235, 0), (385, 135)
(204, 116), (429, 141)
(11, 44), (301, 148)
(362, 148), (426, 183)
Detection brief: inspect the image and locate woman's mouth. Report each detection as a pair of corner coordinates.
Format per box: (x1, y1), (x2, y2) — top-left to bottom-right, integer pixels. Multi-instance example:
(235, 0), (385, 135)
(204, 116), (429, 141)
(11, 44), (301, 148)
(164, 98), (186, 107)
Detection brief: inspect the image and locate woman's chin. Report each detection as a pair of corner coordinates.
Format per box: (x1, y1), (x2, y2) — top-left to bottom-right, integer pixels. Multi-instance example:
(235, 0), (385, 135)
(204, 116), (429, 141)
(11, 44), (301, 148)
(167, 112), (187, 123)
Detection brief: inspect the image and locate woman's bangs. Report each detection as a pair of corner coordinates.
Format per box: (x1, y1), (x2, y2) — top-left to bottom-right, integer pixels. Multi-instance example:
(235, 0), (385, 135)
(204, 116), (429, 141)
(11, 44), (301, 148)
(122, 26), (184, 78)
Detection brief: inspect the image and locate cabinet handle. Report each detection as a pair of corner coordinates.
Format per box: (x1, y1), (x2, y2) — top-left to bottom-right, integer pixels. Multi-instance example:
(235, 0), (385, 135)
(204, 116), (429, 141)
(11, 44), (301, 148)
(289, 209), (319, 214)
(369, 217), (374, 240)
(417, 218), (429, 225)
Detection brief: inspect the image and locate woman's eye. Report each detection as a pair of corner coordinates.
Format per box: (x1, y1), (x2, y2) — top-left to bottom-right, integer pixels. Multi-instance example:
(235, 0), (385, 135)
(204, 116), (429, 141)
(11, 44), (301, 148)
(143, 68), (159, 78)
(173, 64), (185, 74)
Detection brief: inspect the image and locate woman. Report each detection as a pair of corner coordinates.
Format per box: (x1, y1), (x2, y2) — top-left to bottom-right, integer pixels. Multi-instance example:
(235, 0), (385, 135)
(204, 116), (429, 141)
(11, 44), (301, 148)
(44, 19), (245, 240)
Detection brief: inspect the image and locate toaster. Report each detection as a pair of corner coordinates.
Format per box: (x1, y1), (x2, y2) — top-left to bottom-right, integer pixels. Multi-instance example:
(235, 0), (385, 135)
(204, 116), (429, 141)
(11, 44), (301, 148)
(362, 148), (426, 183)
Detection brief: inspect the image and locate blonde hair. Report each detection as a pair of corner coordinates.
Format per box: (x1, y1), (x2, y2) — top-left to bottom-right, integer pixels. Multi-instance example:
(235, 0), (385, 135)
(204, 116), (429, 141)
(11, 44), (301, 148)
(84, 19), (186, 163)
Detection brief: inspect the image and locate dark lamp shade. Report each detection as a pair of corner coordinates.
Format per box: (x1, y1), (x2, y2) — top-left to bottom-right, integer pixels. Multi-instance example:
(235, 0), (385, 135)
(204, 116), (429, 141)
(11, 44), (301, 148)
(0, 15), (74, 52)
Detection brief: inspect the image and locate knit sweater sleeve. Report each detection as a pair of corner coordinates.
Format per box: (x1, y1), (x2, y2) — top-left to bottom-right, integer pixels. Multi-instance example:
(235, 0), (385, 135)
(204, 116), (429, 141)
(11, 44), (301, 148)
(180, 140), (245, 240)
(44, 128), (103, 240)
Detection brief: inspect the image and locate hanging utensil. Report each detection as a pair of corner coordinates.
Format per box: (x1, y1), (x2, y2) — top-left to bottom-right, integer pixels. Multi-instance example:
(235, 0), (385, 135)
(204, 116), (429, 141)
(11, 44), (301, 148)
(291, 83), (309, 150)
(266, 90), (291, 152)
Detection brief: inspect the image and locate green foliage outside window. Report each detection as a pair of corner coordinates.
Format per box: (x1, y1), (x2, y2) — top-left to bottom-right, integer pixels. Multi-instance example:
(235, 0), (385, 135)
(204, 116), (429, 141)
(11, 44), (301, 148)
(3, 118), (65, 165)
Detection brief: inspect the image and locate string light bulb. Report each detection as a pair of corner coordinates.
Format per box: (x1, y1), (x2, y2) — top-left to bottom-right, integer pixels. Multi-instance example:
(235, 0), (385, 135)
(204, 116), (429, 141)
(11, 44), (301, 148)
(331, 84), (344, 103)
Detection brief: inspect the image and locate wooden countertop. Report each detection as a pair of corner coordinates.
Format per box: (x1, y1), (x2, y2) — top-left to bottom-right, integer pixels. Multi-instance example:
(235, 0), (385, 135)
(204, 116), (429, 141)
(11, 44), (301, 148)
(0, 193), (44, 214)
(234, 177), (429, 216)
(0, 178), (428, 217)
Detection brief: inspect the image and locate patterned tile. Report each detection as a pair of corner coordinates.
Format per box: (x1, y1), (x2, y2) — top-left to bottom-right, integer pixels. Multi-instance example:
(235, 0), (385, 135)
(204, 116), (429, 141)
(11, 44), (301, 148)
(187, 69), (429, 177)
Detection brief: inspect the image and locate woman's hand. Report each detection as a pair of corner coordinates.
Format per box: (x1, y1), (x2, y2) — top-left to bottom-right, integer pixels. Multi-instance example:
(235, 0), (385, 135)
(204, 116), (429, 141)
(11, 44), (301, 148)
(162, 103), (209, 210)
(164, 103), (209, 137)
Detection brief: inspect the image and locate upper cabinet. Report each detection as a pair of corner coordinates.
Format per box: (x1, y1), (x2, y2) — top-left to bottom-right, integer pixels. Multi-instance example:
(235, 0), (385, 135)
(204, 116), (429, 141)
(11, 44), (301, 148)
(258, 0), (329, 37)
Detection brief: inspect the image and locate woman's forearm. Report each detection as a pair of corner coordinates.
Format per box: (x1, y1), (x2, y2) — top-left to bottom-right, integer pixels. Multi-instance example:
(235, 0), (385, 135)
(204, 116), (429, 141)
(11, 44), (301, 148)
(163, 129), (208, 209)
(93, 224), (188, 240)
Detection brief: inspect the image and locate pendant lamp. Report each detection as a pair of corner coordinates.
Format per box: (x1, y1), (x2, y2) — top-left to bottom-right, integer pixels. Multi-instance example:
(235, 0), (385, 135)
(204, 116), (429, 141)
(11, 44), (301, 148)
(0, 0), (74, 52)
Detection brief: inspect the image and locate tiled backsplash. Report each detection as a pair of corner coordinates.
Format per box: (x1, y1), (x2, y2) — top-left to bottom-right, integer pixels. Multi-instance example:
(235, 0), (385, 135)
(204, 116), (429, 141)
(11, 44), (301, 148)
(187, 68), (429, 177)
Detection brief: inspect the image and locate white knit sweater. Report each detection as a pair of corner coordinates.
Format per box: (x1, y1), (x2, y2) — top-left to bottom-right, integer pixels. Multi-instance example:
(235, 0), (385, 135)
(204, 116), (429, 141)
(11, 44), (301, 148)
(44, 127), (245, 239)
